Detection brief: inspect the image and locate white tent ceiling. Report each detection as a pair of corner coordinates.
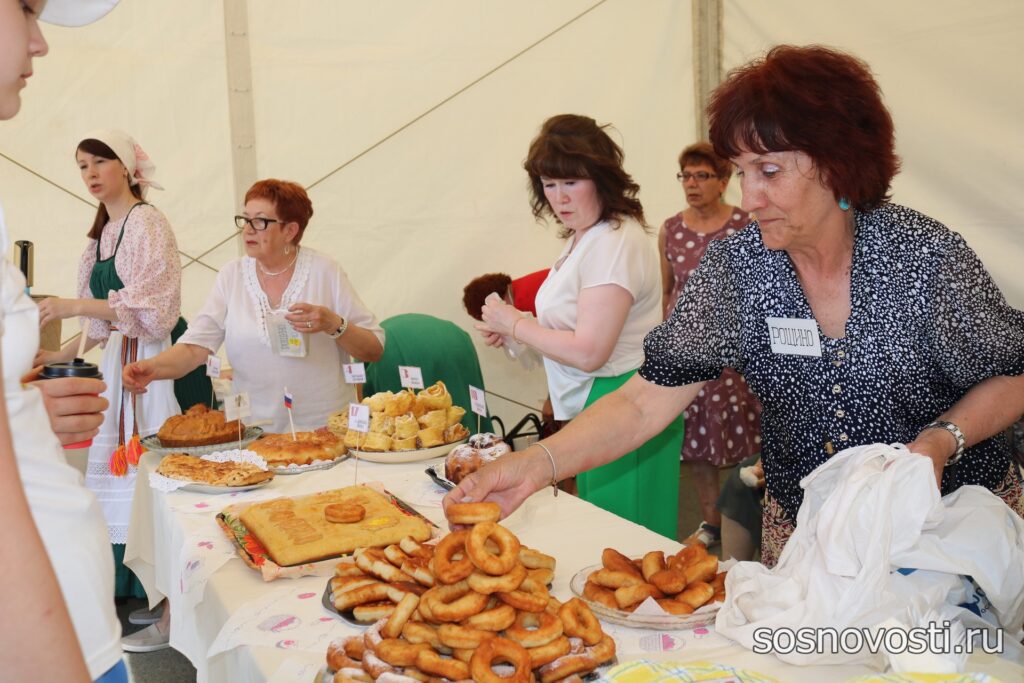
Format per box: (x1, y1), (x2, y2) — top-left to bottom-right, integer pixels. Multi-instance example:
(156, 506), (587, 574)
(2, 0), (1021, 425)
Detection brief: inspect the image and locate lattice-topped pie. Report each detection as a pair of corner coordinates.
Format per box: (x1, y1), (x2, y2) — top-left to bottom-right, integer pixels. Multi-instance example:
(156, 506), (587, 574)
(156, 404), (243, 447)
(248, 430), (347, 467)
(156, 453), (274, 487)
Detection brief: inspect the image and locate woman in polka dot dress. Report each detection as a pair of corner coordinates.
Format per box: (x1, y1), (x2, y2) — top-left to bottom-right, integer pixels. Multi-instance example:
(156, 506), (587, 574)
(659, 142), (762, 547)
(444, 46), (1024, 569)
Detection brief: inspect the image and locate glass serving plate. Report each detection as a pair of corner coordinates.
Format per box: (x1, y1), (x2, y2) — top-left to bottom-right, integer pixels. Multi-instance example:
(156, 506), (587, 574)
(179, 479), (273, 494)
(141, 426), (264, 455)
(570, 562), (721, 630)
(269, 453), (348, 475)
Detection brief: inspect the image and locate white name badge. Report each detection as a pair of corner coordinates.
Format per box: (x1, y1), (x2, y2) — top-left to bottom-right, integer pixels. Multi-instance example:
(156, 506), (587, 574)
(766, 317), (822, 357)
(343, 363), (367, 384)
(348, 403), (370, 432)
(468, 385), (487, 417)
(398, 365), (424, 390)
(268, 311), (308, 358)
(205, 354), (222, 378)
(224, 392), (252, 421)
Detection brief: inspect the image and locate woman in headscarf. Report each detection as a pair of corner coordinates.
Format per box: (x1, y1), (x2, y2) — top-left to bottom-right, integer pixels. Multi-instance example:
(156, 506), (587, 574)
(35, 128), (189, 607)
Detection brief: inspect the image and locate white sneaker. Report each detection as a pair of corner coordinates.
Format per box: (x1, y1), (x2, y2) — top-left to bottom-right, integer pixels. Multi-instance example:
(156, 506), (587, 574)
(121, 623), (170, 653)
(683, 522), (721, 548)
(128, 603), (164, 625)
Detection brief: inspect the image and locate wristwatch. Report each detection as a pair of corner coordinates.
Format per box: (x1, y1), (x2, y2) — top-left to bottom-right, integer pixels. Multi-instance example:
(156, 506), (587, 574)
(921, 420), (966, 466)
(327, 316), (349, 339)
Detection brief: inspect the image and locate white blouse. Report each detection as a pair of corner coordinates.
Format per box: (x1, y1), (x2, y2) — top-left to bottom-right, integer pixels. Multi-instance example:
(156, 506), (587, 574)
(179, 247), (384, 432)
(0, 203), (122, 679)
(534, 218), (661, 420)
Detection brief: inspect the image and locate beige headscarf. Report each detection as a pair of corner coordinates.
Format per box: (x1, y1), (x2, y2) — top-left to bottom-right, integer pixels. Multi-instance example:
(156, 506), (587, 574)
(80, 128), (165, 199)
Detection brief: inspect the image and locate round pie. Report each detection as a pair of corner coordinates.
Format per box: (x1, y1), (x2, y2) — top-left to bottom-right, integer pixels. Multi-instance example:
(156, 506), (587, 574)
(248, 430), (347, 467)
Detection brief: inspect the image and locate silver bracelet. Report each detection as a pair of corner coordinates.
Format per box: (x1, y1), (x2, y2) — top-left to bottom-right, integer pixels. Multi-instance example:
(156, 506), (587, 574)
(535, 442), (558, 497)
(327, 316), (349, 339)
(921, 420), (966, 466)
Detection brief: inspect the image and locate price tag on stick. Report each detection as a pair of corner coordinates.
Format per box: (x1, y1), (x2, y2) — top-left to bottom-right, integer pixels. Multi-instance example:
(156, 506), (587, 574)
(343, 363), (367, 384)
(205, 355), (222, 378)
(468, 385), (487, 434)
(398, 365), (424, 390)
(224, 392), (251, 422)
(468, 385), (488, 417)
(348, 402), (370, 485)
(348, 403), (370, 433)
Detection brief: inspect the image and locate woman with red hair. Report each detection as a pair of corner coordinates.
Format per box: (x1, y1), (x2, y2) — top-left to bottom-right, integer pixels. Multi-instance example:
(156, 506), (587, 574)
(446, 46), (1024, 566)
(125, 179), (384, 434)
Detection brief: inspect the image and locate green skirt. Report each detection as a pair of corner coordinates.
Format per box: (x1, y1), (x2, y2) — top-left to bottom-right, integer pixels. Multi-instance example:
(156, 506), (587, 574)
(112, 543), (147, 600)
(575, 371), (684, 540)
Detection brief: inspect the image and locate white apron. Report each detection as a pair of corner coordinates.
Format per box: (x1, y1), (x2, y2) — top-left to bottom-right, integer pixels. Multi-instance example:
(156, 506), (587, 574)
(85, 329), (179, 544)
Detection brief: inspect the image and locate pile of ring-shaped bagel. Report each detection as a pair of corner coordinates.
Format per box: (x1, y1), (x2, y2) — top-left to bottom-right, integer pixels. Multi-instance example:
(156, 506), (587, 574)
(326, 502), (616, 682)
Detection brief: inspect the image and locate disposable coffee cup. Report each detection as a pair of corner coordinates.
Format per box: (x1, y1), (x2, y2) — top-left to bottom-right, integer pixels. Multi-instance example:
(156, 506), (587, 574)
(39, 359), (103, 449)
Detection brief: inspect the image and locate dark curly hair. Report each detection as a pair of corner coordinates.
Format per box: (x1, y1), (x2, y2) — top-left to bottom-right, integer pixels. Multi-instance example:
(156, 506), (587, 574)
(524, 114), (646, 237)
(462, 273), (512, 321)
(708, 45), (900, 210)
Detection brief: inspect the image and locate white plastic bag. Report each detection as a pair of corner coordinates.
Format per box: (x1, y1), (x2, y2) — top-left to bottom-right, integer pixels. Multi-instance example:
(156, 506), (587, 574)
(715, 443), (1024, 671)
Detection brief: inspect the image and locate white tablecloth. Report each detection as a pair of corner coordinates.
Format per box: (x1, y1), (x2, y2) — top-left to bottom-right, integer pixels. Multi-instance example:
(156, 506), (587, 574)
(125, 453), (1024, 683)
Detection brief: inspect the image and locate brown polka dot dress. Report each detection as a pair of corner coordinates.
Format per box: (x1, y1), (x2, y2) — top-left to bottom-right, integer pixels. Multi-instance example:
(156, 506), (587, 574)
(662, 210), (762, 466)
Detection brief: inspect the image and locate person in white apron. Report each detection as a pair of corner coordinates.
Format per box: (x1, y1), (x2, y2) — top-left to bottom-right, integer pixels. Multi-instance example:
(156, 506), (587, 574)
(36, 130), (183, 605)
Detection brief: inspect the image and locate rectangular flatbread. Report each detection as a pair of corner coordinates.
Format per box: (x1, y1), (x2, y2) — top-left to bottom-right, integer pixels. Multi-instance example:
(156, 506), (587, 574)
(238, 486), (432, 566)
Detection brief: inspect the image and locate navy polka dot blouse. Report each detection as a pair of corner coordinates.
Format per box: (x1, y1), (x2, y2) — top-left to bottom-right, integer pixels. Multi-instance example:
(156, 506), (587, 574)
(639, 203), (1024, 520)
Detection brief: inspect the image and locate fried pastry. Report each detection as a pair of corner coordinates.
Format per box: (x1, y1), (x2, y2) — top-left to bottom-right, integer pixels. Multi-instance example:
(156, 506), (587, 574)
(417, 381), (452, 411)
(417, 426), (445, 448)
(446, 406), (466, 427)
(359, 432), (392, 452)
(391, 436), (418, 451)
(417, 409), (447, 430)
(384, 391), (416, 417)
(394, 414), (418, 439)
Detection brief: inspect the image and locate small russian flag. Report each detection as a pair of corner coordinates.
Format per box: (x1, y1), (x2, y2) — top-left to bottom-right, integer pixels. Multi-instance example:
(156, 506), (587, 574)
(283, 390), (294, 409)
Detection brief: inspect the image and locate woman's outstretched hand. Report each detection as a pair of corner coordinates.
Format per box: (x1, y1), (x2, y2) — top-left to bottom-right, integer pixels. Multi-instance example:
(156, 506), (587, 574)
(442, 450), (547, 528)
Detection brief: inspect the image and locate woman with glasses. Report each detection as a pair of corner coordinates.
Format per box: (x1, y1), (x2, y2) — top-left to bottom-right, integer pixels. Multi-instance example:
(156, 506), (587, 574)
(124, 179), (383, 437)
(473, 114), (683, 539)
(659, 142), (762, 548)
(447, 46), (1024, 568)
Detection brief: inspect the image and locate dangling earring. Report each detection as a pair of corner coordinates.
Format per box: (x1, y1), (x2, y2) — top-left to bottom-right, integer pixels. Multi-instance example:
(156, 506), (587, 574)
(838, 197), (851, 211)
(284, 244), (291, 256)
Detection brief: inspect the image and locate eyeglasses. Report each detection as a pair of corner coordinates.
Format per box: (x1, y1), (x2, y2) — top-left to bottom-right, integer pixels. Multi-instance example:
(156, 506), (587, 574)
(676, 171), (717, 182)
(234, 215), (285, 231)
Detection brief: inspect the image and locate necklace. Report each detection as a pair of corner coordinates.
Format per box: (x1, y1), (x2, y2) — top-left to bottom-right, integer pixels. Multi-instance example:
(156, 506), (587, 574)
(257, 250), (298, 277)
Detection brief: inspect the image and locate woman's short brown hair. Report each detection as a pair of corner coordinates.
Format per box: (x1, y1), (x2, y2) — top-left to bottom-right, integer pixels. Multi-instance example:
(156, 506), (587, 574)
(244, 179), (314, 243)
(708, 45), (900, 210)
(524, 114), (645, 235)
(462, 273), (512, 321)
(678, 141), (731, 180)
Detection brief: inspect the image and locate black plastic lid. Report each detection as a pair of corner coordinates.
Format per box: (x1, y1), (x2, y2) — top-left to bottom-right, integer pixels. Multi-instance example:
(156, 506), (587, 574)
(40, 359), (103, 380)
